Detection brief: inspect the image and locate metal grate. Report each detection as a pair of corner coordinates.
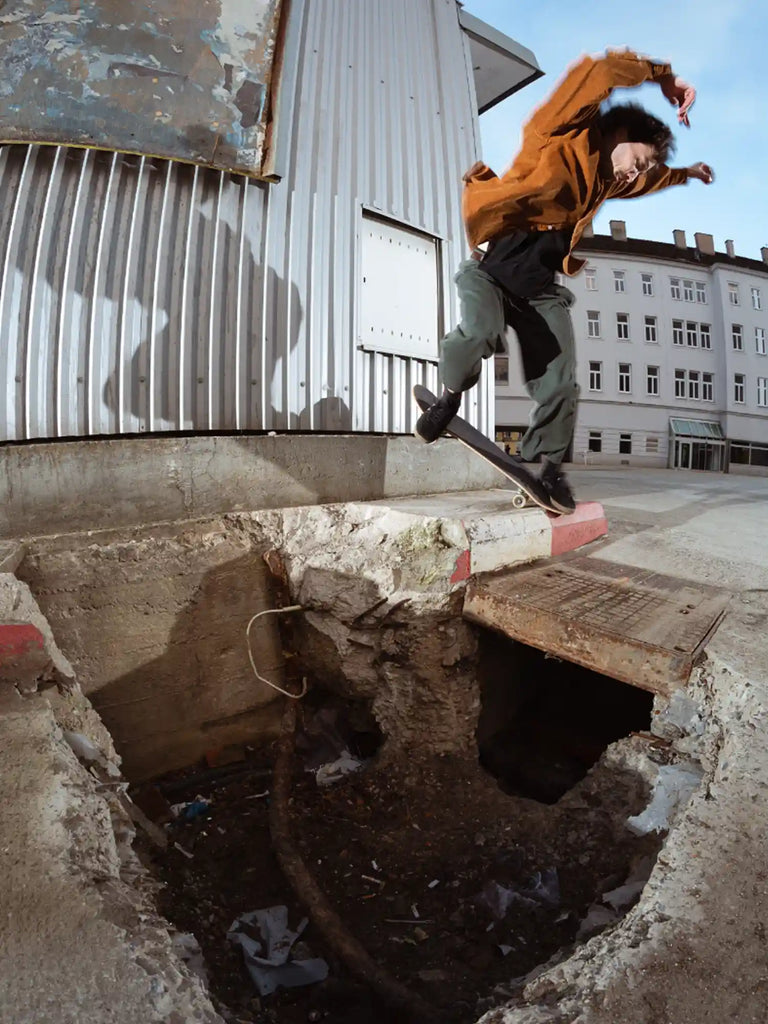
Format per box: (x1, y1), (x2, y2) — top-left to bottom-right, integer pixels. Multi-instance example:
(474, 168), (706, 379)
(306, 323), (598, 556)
(464, 556), (730, 695)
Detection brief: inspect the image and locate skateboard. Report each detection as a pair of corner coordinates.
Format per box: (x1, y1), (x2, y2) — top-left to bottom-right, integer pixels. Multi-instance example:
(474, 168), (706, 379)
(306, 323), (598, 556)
(412, 384), (561, 515)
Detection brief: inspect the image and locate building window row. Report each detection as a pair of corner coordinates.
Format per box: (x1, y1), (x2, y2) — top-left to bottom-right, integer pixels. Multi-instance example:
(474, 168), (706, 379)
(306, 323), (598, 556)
(585, 431), (659, 455)
(589, 311), (715, 347)
(674, 368), (714, 402)
(732, 324), (767, 354)
(728, 283), (763, 308)
(587, 362), (711, 399)
(670, 277), (708, 304)
(585, 269), (658, 297)
(672, 319), (712, 349)
(733, 374), (768, 405)
(584, 271), (762, 312)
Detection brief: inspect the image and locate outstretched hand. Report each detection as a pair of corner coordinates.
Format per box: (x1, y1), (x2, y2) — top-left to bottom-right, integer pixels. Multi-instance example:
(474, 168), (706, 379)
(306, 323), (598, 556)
(659, 74), (696, 126)
(688, 162), (714, 184)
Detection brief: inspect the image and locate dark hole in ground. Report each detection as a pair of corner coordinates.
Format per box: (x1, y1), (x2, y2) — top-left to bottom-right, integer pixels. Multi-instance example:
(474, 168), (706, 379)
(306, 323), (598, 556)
(139, 687), (661, 1024)
(477, 632), (654, 804)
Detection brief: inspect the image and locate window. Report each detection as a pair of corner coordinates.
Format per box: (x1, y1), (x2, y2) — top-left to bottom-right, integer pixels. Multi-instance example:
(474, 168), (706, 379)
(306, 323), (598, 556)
(616, 313), (629, 341)
(646, 436), (660, 453)
(732, 324), (743, 351)
(756, 327), (767, 355)
(672, 319), (684, 346)
(700, 323), (711, 350)
(696, 282), (707, 304)
(618, 362), (632, 393)
(613, 270), (626, 293)
(588, 431), (602, 453)
(494, 356), (509, 384)
(686, 321), (698, 347)
(683, 279), (695, 302)
(644, 316), (657, 343)
(646, 365), (660, 396)
(641, 273), (654, 296)
(670, 277), (681, 300)
(734, 373), (746, 404)
(759, 377), (768, 408)
(585, 268), (598, 291)
(702, 372), (714, 402)
(619, 433), (632, 455)
(728, 282), (740, 306)
(587, 310), (601, 338)
(688, 370), (700, 400)
(588, 361), (602, 391)
(752, 286), (762, 310)
(674, 368), (686, 399)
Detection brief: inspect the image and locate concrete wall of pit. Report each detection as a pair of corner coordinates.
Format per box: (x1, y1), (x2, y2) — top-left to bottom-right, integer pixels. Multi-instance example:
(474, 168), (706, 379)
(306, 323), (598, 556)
(18, 502), (486, 781)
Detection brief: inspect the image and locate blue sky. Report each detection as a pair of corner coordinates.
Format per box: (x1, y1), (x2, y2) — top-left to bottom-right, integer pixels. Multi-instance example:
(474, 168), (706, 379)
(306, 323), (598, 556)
(461, 0), (765, 260)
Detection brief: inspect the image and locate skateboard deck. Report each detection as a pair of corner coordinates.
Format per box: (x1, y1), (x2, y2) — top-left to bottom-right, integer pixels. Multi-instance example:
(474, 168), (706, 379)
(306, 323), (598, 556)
(413, 385), (561, 515)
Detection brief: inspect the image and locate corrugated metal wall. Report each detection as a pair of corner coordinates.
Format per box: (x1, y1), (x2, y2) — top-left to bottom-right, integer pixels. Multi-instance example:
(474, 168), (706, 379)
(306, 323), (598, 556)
(0, 0), (493, 441)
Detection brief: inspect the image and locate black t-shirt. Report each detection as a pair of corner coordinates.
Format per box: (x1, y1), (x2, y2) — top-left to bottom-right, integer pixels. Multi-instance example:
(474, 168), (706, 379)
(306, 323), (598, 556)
(480, 229), (572, 299)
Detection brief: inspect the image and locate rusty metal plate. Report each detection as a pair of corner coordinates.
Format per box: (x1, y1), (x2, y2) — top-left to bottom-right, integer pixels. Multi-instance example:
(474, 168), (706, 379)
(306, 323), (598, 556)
(464, 556), (730, 696)
(0, 0), (285, 176)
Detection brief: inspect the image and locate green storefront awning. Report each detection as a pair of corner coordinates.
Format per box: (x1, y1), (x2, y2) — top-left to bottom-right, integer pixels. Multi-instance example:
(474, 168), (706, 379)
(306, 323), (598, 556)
(669, 418), (725, 439)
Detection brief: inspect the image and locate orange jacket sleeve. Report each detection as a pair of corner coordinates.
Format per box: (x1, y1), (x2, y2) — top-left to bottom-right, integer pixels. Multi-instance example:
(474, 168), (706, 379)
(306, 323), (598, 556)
(609, 164), (689, 199)
(529, 50), (673, 136)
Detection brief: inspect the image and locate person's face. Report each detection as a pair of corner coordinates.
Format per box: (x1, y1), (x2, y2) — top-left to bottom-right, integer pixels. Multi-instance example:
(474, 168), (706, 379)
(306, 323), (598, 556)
(610, 141), (658, 185)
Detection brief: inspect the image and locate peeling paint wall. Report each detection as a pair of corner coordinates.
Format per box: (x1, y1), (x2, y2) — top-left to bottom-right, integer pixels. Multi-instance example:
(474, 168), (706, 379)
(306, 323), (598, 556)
(0, 0), (283, 175)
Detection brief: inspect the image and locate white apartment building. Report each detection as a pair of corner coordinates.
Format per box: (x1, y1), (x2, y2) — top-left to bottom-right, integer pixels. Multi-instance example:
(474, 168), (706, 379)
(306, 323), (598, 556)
(495, 222), (768, 475)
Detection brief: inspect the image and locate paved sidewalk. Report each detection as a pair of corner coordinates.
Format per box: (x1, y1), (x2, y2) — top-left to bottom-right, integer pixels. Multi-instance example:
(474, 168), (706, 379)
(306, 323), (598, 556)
(485, 467), (768, 1024)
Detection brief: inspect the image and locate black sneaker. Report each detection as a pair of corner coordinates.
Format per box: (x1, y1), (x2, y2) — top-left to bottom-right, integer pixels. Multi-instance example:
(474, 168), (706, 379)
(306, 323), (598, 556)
(414, 389), (461, 444)
(540, 458), (576, 513)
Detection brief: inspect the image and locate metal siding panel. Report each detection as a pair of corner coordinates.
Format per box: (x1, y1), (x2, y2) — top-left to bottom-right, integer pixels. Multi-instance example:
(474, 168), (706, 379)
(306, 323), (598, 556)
(0, 0), (484, 441)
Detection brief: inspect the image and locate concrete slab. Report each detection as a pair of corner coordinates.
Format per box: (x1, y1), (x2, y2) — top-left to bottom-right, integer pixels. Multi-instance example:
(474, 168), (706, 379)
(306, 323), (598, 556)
(0, 434), (500, 540)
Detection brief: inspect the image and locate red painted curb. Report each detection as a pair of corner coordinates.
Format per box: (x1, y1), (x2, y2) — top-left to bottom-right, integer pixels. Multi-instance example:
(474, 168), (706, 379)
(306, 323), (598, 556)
(0, 623), (45, 663)
(550, 502), (608, 557)
(450, 548), (472, 583)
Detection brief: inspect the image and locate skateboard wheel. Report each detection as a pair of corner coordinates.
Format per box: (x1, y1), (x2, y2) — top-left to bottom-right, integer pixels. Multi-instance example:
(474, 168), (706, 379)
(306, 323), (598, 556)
(512, 492), (526, 509)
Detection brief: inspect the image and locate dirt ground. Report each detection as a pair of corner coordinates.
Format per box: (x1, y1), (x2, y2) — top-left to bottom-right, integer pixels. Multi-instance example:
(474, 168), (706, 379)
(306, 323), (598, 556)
(137, 703), (663, 1024)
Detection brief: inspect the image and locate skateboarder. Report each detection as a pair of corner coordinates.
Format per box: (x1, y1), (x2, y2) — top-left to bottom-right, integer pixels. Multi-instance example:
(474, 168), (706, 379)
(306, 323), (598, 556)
(415, 48), (714, 513)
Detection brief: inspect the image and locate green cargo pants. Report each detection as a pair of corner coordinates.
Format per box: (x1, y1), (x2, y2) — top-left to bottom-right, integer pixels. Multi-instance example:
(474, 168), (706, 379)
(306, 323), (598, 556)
(439, 258), (579, 465)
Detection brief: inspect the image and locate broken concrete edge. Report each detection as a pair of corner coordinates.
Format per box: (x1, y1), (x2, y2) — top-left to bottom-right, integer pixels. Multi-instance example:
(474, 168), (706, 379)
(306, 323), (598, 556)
(0, 434), (502, 541)
(477, 627), (766, 1024)
(0, 576), (223, 1023)
(449, 502), (608, 584)
(0, 573), (76, 691)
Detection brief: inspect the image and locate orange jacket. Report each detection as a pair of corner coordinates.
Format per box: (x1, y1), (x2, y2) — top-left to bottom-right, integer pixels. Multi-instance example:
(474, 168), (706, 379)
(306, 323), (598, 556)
(462, 50), (690, 275)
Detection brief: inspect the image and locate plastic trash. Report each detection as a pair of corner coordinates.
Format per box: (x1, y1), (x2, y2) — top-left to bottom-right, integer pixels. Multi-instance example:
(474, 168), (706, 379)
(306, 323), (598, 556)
(227, 906), (329, 996)
(479, 868), (560, 920)
(519, 868), (560, 908)
(626, 762), (703, 835)
(170, 798), (212, 821)
(314, 751), (364, 787)
(479, 882), (537, 920)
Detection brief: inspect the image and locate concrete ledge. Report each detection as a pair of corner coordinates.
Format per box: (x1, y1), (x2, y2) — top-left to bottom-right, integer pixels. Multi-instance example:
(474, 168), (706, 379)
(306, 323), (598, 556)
(0, 434), (500, 540)
(365, 491), (608, 582)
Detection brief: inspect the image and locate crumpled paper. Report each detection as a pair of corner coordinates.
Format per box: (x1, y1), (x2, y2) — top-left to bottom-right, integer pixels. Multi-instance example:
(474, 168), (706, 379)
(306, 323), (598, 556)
(227, 906), (329, 996)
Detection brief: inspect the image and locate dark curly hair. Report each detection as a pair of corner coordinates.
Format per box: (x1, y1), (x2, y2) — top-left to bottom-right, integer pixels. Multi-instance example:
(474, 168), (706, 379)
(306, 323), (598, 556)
(598, 102), (676, 164)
